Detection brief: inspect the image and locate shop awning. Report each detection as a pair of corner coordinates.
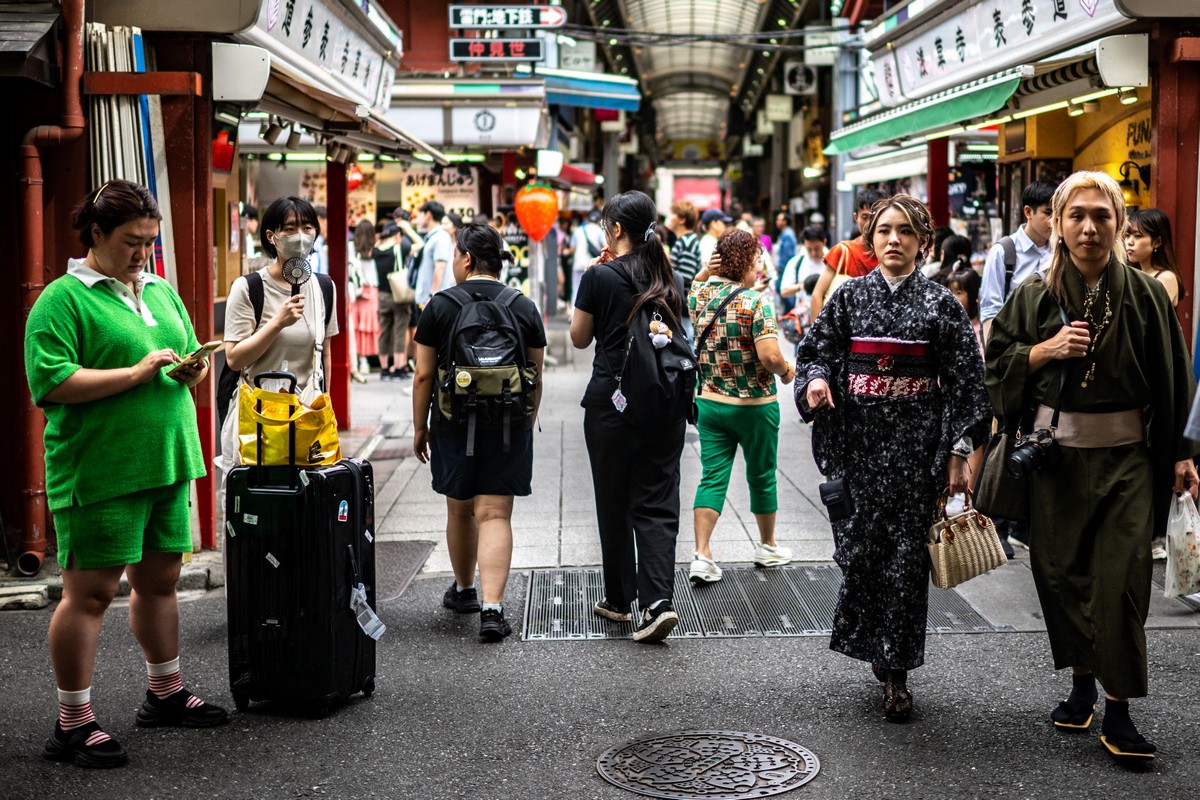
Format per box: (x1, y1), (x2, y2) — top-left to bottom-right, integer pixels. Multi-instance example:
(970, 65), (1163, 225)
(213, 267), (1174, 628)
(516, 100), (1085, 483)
(0, 6), (58, 85)
(825, 68), (1025, 156)
(516, 66), (641, 112)
(545, 163), (600, 188)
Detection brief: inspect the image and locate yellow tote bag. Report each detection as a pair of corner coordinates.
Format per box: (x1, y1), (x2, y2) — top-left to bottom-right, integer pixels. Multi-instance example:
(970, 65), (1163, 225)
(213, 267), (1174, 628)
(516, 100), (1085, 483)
(237, 383), (341, 467)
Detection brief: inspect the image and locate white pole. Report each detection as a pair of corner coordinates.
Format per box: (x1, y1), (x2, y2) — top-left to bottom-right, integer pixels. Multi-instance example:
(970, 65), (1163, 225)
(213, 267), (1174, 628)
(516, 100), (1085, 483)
(529, 239), (544, 316)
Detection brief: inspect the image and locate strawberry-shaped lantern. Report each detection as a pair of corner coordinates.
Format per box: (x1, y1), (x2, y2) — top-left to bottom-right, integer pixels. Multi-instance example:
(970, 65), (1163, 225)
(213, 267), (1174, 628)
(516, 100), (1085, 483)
(514, 182), (559, 242)
(346, 163), (363, 192)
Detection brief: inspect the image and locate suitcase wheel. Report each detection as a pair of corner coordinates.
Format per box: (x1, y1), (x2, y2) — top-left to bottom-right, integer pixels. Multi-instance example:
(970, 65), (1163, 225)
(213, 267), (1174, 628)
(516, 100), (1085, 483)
(362, 677), (375, 697)
(232, 691), (250, 712)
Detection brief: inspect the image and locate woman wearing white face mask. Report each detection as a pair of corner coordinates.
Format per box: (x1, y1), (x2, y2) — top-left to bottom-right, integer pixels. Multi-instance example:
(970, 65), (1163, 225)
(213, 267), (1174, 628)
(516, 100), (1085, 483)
(217, 197), (338, 488)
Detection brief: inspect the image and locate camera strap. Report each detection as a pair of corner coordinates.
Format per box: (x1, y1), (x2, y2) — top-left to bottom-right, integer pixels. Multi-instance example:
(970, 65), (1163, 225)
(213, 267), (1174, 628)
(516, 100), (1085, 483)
(1048, 301), (1072, 433)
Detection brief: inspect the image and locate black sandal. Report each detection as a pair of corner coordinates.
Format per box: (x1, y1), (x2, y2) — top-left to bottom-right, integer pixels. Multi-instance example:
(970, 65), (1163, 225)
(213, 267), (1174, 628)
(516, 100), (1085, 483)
(1050, 699), (1095, 731)
(883, 672), (912, 723)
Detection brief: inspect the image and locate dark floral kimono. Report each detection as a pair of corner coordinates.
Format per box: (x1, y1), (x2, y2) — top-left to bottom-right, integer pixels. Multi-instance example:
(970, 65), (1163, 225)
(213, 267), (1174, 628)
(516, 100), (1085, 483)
(795, 269), (992, 669)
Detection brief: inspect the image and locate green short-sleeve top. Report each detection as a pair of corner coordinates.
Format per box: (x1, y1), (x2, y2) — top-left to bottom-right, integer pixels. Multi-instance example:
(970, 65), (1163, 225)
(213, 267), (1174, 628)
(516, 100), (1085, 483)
(24, 259), (206, 510)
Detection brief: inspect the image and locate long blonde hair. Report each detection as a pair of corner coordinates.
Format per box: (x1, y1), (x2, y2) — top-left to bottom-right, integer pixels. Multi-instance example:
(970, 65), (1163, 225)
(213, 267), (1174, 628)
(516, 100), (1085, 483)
(1044, 171), (1127, 301)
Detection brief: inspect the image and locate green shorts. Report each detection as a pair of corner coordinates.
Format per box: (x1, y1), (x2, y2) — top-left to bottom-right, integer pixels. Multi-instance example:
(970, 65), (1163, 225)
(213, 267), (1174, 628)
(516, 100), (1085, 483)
(53, 481), (192, 569)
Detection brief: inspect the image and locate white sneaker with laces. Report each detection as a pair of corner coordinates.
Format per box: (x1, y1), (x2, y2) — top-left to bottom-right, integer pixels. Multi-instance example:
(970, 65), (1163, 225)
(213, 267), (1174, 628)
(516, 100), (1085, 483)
(753, 542), (793, 568)
(688, 554), (723, 584)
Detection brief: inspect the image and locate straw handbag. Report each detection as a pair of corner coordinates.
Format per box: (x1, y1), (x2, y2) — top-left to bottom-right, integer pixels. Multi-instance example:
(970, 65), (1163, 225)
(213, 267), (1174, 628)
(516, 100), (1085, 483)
(927, 490), (1007, 589)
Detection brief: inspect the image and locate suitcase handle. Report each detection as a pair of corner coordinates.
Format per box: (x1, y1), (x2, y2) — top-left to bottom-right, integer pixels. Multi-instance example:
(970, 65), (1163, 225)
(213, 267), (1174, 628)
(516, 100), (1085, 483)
(253, 370), (298, 393)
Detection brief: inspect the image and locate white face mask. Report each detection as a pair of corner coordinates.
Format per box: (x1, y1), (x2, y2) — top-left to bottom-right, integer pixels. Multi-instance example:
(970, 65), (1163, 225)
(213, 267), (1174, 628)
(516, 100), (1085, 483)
(274, 232), (314, 260)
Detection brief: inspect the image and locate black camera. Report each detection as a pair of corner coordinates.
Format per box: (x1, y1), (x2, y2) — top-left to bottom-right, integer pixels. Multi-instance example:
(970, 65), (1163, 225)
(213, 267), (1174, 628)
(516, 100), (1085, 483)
(1006, 429), (1061, 478)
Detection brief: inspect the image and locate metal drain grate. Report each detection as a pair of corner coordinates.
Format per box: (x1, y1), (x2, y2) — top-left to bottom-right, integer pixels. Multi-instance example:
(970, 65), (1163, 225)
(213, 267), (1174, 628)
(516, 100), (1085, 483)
(523, 565), (1003, 641)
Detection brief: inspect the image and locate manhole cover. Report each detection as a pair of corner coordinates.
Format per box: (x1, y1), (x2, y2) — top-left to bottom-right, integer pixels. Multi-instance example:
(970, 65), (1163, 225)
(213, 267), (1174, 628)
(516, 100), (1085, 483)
(597, 730), (820, 799)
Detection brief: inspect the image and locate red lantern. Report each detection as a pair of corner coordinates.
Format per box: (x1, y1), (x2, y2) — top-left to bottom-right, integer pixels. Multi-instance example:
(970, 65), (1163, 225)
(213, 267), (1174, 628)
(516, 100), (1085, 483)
(514, 182), (559, 242)
(346, 163), (363, 191)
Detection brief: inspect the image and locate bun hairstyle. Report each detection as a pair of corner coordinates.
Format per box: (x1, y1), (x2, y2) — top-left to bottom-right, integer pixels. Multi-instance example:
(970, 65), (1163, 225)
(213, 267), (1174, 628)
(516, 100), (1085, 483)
(601, 190), (683, 326)
(862, 194), (934, 267)
(455, 223), (514, 276)
(72, 179), (162, 249)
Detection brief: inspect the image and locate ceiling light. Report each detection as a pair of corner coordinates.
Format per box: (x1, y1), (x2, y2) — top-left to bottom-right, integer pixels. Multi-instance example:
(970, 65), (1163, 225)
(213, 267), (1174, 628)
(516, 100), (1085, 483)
(1069, 88), (1119, 104)
(1011, 100), (1069, 120)
(286, 126), (302, 150)
(261, 119), (285, 145)
(1067, 101), (1084, 117)
(1118, 88), (1138, 105)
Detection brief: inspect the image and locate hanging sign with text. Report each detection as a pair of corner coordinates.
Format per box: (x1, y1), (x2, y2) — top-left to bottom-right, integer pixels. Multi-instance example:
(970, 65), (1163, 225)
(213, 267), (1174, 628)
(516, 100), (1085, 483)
(449, 5), (566, 29)
(450, 38), (544, 62)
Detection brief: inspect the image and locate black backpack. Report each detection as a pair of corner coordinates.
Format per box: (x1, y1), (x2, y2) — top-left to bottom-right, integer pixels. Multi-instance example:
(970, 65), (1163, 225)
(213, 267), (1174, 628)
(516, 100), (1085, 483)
(434, 284), (539, 456)
(600, 262), (697, 428)
(216, 271), (333, 425)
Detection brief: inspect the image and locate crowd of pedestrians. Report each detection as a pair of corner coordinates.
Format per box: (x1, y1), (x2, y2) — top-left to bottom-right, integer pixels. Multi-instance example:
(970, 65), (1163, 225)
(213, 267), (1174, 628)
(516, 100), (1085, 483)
(23, 168), (1200, 770)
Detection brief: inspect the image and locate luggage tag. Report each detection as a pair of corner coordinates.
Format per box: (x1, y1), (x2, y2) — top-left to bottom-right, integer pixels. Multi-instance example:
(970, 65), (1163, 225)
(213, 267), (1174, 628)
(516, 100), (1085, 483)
(611, 387), (628, 413)
(350, 583), (386, 640)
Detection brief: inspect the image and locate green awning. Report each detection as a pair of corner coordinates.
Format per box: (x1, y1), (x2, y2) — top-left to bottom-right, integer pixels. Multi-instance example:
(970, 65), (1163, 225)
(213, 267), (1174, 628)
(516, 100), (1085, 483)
(825, 74), (1021, 156)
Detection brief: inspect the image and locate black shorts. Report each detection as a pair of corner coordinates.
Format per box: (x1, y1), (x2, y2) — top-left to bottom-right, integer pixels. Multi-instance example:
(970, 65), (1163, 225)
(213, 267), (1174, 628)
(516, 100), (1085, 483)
(429, 425), (533, 500)
(409, 303), (422, 329)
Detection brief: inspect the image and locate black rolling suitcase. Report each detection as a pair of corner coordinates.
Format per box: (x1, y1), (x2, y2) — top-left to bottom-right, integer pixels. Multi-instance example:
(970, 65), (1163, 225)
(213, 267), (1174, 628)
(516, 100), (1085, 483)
(224, 371), (382, 717)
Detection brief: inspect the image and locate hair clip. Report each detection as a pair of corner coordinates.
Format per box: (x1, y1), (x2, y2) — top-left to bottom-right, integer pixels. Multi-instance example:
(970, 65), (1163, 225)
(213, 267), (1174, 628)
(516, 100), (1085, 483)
(643, 222), (656, 242)
(92, 182), (110, 204)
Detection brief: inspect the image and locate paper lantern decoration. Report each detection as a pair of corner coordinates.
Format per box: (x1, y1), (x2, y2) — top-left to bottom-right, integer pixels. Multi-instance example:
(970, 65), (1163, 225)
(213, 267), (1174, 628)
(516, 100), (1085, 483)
(346, 163), (363, 191)
(514, 182), (559, 242)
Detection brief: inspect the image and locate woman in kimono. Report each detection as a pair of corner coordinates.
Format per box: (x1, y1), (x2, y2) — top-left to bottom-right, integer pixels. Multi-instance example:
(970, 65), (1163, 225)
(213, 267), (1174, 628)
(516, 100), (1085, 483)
(986, 172), (1197, 761)
(795, 195), (992, 722)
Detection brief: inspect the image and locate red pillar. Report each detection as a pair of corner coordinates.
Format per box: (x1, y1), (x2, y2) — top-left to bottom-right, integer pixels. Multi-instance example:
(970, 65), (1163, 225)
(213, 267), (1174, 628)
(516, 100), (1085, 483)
(926, 138), (949, 228)
(1154, 25), (1199, 347)
(157, 37), (216, 548)
(326, 158), (350, 430)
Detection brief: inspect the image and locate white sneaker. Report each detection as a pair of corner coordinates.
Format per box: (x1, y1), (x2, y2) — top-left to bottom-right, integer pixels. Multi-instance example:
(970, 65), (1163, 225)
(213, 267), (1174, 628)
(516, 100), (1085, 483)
(688, 554), (723, 584)
(1152, 545), (1168, 561)
(753, 542), (793, 568)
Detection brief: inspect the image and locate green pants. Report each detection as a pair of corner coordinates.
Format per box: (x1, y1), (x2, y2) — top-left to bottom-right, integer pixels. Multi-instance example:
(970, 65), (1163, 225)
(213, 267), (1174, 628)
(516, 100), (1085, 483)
(694, 398), (780, 515)
(1029, 443), (1153, 698)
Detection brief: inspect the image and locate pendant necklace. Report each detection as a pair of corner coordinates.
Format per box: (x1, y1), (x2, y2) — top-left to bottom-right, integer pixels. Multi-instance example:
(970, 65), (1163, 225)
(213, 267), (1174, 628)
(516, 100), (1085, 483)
(1079, 272), (1112, 389)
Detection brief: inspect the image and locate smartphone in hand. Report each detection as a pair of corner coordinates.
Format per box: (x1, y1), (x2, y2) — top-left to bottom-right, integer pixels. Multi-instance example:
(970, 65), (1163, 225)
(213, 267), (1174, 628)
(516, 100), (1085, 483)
(166, 341), (222, 376)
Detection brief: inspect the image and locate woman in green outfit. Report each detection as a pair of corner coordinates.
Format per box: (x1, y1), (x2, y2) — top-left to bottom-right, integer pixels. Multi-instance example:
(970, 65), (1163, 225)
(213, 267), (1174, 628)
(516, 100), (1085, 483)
(687, 228), (795, 584)
(986, 171), (1198, 762)
(24, 180), (228, 770)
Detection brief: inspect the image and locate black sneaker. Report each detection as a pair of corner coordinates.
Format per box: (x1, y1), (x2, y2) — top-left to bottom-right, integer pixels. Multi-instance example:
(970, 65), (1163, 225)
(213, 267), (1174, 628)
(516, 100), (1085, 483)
(442, 582), (481, 613)
(396, 365), (413, 380)
(479, 608), (512, 642)
(380, 368), (397, 382)
(43, 721), (128, 769)
(135, 689), (229, 728)
(632, 601), (679, 643)
(593, 599), (632, 622)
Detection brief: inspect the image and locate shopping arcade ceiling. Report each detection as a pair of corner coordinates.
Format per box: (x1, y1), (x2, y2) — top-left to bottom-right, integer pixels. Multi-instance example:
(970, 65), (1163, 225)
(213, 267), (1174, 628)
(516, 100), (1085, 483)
(581, 0), (814, 153)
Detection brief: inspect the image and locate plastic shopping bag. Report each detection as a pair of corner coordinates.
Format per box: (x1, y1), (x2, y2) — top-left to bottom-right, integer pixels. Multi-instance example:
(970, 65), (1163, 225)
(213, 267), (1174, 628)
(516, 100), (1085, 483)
(1164, 492), (1200, 598)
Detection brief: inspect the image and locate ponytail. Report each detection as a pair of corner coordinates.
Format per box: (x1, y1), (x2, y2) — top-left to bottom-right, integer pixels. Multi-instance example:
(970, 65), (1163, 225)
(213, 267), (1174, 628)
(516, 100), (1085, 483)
(601, 191), (682, 326)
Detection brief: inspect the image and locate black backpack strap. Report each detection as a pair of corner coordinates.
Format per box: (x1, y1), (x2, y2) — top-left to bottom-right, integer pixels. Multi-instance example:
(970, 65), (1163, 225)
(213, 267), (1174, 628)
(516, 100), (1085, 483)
(316, 272), (334, 330)
(1000, 236), (1017, 297)
(246, 271), (265, 326)
(695, 286), (747, 355)
(497, 286), (530, 366)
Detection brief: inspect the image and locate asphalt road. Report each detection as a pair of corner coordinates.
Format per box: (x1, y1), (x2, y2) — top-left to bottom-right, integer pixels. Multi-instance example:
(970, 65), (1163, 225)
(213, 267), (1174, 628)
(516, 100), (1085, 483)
(2, 572), (1198, 800)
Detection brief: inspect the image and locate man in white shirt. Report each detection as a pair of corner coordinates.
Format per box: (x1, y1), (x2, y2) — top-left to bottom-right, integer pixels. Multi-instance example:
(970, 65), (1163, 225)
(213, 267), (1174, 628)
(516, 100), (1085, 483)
(979, 181), (1056, 340)
(414, 201), (454, 307)
(698, 208), (731, 269)
(780, 225), (828, 301)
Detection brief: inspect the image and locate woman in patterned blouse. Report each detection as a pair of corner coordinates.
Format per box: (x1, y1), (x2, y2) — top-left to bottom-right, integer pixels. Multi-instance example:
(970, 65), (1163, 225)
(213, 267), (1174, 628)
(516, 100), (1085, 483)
(687, 228), (796, 586)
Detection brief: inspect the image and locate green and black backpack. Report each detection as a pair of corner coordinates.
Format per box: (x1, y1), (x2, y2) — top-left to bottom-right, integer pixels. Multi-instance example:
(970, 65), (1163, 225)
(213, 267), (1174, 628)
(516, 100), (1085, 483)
(435, 284), (539, 456)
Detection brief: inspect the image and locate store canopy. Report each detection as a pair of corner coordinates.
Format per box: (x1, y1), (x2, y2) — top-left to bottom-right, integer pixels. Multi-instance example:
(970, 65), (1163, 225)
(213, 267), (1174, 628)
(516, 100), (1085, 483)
(825, 69), (1026, 156)
(0, 6), (58, 85)
(517, 66), (641, 112)
(545, 163), (600, 189)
